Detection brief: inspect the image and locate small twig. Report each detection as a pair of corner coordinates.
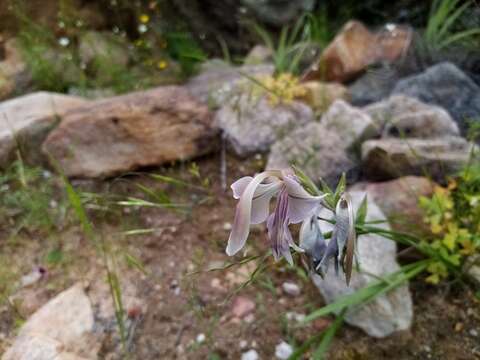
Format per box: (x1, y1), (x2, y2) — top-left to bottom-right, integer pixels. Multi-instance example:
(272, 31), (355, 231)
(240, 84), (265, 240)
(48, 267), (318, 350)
(220, 131), (227, 191)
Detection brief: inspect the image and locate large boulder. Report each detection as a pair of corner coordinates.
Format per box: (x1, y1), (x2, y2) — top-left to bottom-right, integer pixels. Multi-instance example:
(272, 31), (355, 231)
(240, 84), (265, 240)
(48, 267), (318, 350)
(186, 61), (274, 106)
(267, 122), (355, 185)
(267, 100), (377, 185)
(303, 21), (412, 83)
(362, 137), (477, 181)
(2, 284), (98, 360)
(351, 176), (435, 234)
(321, 100), (379, 150)
(215, 94), (314, 157)
(0, 92), (86, 167)
(348, 64), (398, 106)
(311, 191), (413, 338)
(42, 86), (218, 178)
(392, 62), (480, 135)
(365, 95), (460, 138)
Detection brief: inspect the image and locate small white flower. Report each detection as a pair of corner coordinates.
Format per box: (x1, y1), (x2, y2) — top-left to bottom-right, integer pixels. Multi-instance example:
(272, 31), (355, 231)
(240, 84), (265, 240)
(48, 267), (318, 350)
(58, 37), (70, 47)
(138, 24), (148, 33)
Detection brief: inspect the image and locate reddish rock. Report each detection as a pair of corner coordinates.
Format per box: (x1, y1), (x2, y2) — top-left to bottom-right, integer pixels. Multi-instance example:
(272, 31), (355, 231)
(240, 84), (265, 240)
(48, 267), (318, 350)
(231, 296), (255, 319)
(303, 21), (412, 83)
(42, 86), (218, 178)
(351, 176), (435, 233)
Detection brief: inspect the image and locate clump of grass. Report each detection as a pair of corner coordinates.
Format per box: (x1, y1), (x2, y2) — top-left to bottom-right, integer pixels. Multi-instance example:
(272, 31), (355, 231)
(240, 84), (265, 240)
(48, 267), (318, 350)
(424, 0), (480, 50)
(0, 158), (68, 237)
(252, 15), (311, 75)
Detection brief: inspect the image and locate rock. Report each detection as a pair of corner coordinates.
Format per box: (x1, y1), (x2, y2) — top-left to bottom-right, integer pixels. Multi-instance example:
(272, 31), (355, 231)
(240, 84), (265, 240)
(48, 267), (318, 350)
(466, 256), (480, 285)
(216, 94), (313, 157)
(231, 296), (256, 319)
(196, 333), (206, 344)
(42, 86), (218, 178)
(275, 341), (293, 360)
(241, 0), (315, 27)
(186, 61), (274, 106)
(244, 45), (273, 65)
(303, 21), (412, 83)
(351, 176), (435, 233)
(3, 284), (99, 360)
(78, 31), (129, 67)
(2, 334), (90, 360)
(348, 64), (398, 106)
(241, 349), (259, 360)
(311, 191), (413, 338)
(0, 38), (31, 100)
(0, 92), (86, 167)
(267, 122), (356, 186)
(298, 81), (348, 112)
(362, 137), (477, 181)
(282, 282), (301, 297)
(392, 62), (480, 135)
(321, 100), (379, 150)
(365, 95), (460, 138)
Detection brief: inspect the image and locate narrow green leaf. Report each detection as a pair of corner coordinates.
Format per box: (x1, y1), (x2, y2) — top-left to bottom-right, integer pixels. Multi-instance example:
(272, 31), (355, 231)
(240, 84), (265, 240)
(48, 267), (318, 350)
(312, 310), (346, 359)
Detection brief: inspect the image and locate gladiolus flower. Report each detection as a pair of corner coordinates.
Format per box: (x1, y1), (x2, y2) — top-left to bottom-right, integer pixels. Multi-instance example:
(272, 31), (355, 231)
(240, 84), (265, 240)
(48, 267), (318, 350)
(226, 169), (326, 264)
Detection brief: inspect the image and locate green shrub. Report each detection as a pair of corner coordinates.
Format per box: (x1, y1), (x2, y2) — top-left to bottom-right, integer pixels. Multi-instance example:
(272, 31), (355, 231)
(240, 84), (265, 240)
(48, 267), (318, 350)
(419, 161), (480, 283)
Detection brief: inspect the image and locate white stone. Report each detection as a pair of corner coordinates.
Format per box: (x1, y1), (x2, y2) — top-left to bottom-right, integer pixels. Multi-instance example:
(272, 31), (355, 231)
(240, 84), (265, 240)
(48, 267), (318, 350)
(281, 282), (301, 296)
(310, 191), (414, 338)
(241, 349), (260, 360)
(275, 341), (293, 360)
(196, 333), (206, 343)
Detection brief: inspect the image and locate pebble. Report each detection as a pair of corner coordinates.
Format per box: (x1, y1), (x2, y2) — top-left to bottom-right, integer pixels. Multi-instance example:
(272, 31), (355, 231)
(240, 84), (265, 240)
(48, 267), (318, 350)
(231, 296), (255, 318)
(285, 312), (306, 322)
(196, 333), (206, 343)
(470, 329), (479, 337)
(239, 340), (248, 349)
(275, 341), (293, 360)
(20, 267), (46, 288)
(282, 282), (301, 296)
(223, 222), (232, 231)
(241, 349), (259, 360)
(244, 313), (255, 323)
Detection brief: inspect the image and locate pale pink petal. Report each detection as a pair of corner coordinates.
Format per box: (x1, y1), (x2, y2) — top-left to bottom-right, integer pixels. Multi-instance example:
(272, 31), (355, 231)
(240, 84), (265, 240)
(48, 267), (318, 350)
(283, 176), (325, 224)
(231, 177), (253, 199)
(250, 181), (283, 224)
(226, 170), (281, 256)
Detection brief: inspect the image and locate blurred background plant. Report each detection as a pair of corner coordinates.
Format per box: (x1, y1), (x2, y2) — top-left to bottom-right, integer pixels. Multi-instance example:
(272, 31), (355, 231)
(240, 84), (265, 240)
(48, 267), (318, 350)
(423, 0), (480, 51)
(419, 160), (480, 284)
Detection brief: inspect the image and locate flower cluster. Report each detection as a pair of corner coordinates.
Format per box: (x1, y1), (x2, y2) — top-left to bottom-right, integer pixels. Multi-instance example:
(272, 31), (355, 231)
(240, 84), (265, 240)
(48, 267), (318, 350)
(226, 169), (356, 285)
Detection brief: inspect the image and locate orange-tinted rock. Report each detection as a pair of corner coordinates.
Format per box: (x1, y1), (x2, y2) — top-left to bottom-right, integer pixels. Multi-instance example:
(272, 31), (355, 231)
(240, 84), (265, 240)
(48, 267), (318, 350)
(303, 21), (412, 83)
(43, 86), (218, 178)
(351, 176), (435, 234)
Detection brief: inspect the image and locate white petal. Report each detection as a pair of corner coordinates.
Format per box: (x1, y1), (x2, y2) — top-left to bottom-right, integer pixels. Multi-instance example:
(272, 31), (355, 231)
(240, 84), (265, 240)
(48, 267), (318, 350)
(250, 181), (283, 224)
(283, 176), (325, 224)
(231, 177), (253, 199)
(226, 170), (281, 256)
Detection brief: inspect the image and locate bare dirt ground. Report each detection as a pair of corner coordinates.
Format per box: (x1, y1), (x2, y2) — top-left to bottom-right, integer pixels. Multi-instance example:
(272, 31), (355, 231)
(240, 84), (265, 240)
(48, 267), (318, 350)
(1, 154), (479, 359)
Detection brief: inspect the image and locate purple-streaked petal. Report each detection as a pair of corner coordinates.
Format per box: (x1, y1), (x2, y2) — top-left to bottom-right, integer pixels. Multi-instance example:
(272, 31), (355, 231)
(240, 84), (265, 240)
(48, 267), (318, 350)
(283, 176), (325, 223)
(226, 170), (281, 256)
(266, 189), (294, 265)
(250, 181), (283, 224)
